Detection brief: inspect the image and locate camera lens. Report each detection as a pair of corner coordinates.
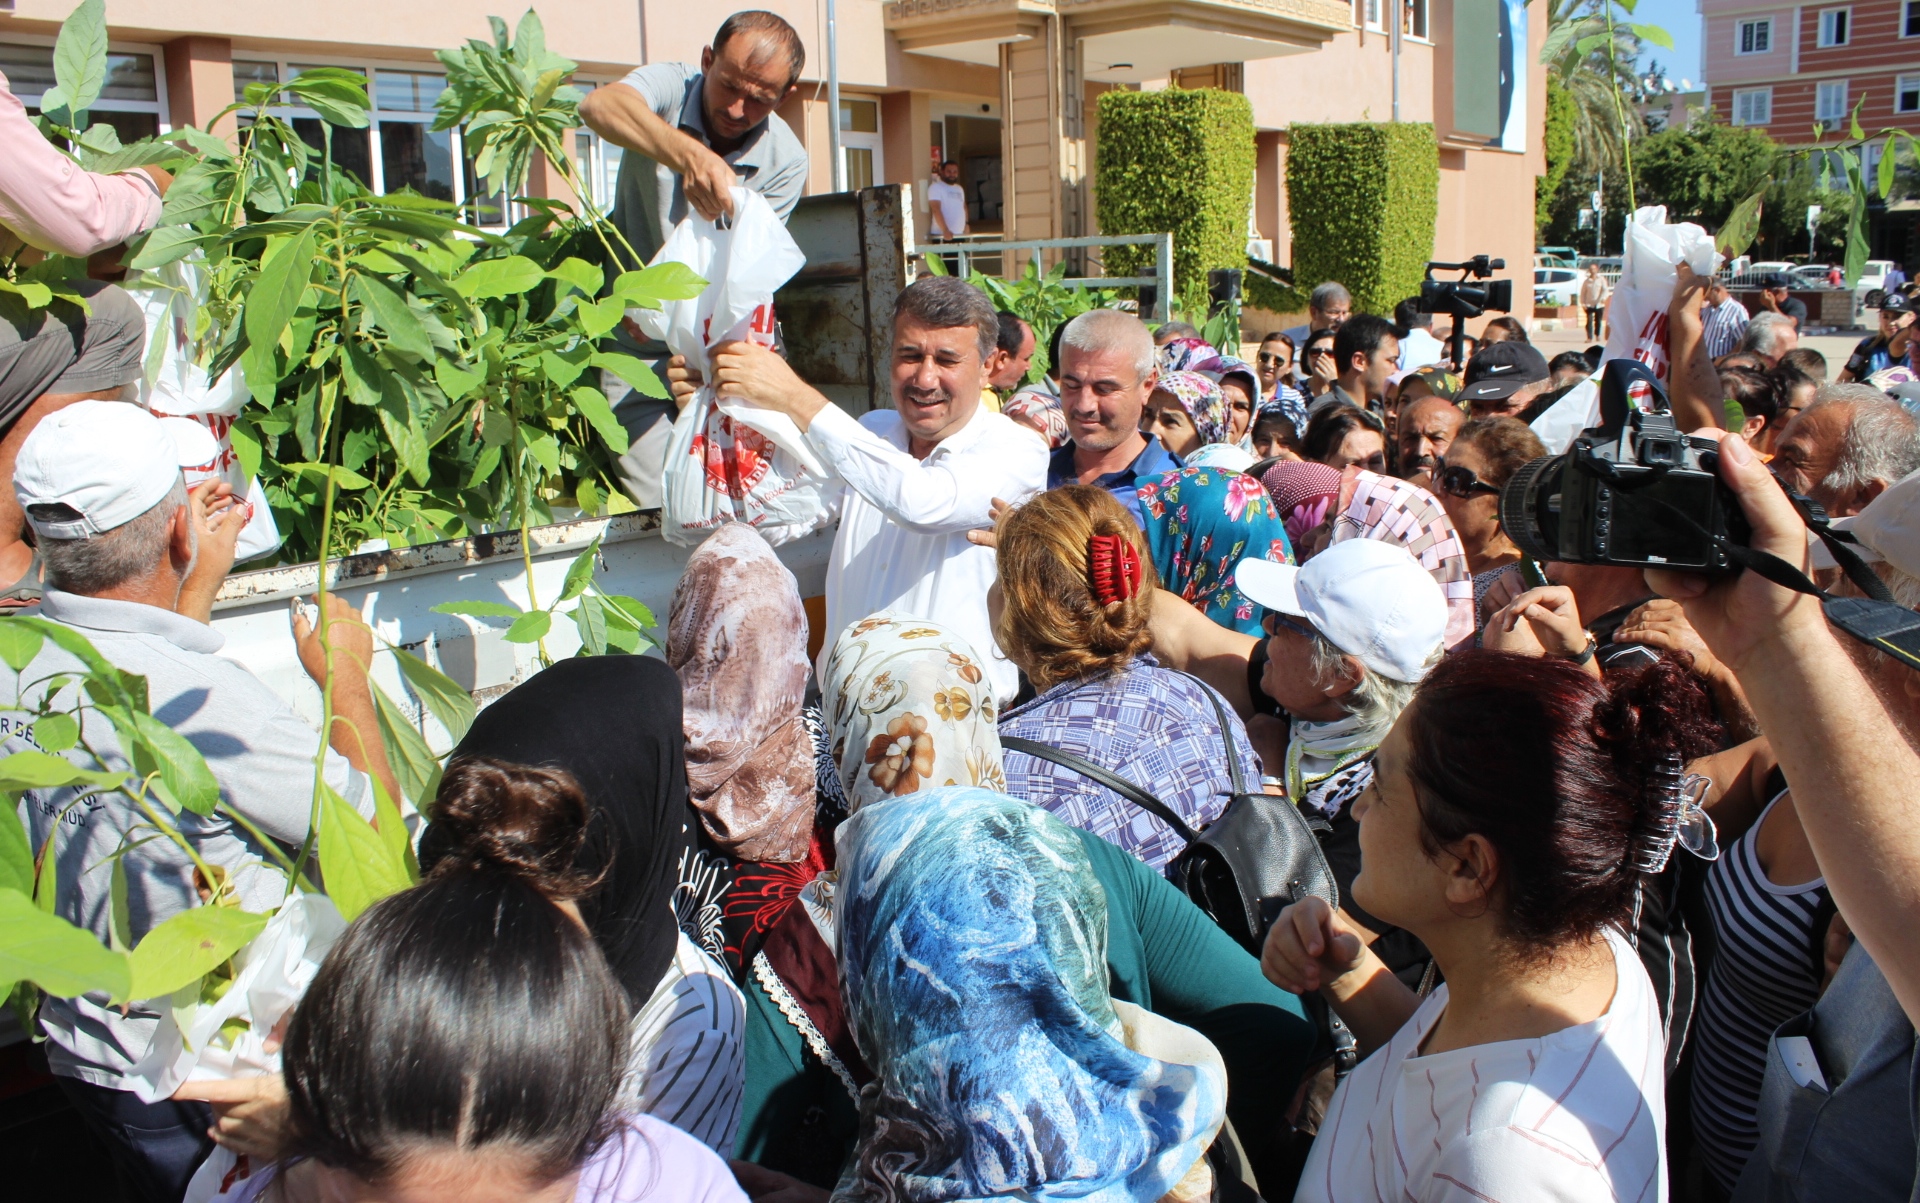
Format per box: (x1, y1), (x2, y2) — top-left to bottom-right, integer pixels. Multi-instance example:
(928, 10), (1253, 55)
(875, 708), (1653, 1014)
(1499, 454), (1564, 564)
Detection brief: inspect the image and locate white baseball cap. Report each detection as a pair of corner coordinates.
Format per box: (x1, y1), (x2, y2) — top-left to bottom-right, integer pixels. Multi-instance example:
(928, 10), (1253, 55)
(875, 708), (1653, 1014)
(14, 401), (218, 541)
(1810, 466), (1920, 579)
(1234, 539), (1448, 683)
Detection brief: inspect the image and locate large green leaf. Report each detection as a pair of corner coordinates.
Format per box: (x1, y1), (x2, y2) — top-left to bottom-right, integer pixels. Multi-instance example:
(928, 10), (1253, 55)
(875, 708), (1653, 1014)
(0, 887), (128, 1002)
(571, 593), (608, 656)
(370, 681), (441, 806)
(352, 274), (433, 360)
(0, 806), (32, 897)
(127, 227), (212, 271)
(0, 621), (44, 672)
(1716, 188), (1766, 258)
(99, 708), (221, 816)
(368, 775), (419, 880)
(433, 359), (486, 400)
(569, 386), (630, 454)
(0, 750), (120, 793)
(244, 228), (320, 366)
(503, 610), (552, 644)
(388, 645), (476, 742)
(453, 255), (544, 299)
(316, 784), (410, 922)
(49, 0), (107, 125)
(558, 535), (604, 603)
(612, 264), (706, 306)
(590, 352), (669, 399)
(546, 257), (603, 297)
(126, 905), (268, 1002)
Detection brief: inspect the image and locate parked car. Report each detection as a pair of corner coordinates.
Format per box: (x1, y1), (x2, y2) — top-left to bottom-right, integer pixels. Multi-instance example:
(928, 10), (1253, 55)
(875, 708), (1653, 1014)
(1733, 260), (1797, 286)
(1854, 259), (1898, 311)
(1791, 264), (1838, 288)
(1535, 246), (1579, 269)
(1535, 266), (1582, 307)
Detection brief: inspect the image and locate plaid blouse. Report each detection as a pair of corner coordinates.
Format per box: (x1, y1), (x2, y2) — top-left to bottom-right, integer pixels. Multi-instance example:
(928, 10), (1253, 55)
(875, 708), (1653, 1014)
(999, 656), (1257, 872)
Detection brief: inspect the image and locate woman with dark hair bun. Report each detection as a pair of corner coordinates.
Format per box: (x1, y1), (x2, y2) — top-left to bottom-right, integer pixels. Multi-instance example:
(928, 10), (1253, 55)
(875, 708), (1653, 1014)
(1268, 651), (1722, 1203)
(209, 757), (746, 1203)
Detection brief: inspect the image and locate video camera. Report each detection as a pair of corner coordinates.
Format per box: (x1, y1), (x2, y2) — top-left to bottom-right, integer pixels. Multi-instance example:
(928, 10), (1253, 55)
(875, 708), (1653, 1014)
(1500, 360), (1747, 572)
(1416, 256), (1512, 369)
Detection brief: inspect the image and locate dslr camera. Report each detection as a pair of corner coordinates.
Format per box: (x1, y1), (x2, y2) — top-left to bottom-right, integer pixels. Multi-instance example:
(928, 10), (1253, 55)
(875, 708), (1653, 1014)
(1500, 359), (1749, 572)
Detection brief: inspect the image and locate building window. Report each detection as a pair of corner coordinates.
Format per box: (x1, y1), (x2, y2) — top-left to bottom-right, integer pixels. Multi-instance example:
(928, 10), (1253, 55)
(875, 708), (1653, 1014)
(573, 128), (622, 217)
(1364, 0), (1385, 28)
(1900, 74), (1920, 112)
(0, 39), (166, 141)
(1737, 18), (1773, 53)
(1732, 87), (1773, 125)
(838, 97), (882, 192)
(234, 59), (519, 230)
(1908, 0), (1920, 36)
(1819, 8), (1851, 45)
(1817, 79), (1850, 125)
(1403, 0), (1429, 38)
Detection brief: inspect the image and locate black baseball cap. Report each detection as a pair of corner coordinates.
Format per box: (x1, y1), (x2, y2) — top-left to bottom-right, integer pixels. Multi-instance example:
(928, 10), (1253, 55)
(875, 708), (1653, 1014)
(1764, 274), (1791, 289)
(1460, 340), (1551, 403)
(1883, 292), (1912, 314)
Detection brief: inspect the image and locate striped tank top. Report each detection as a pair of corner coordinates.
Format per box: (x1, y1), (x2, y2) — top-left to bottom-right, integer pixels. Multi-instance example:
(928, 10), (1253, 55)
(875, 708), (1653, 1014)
(1689, 789), (1830, 1190)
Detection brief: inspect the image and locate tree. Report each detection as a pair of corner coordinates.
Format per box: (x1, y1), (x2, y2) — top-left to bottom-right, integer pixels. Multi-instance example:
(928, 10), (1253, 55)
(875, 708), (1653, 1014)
(1633, 120), (1778, 228)
(1538, 79), (1577, 233)
(1540, 0), (1669, 206)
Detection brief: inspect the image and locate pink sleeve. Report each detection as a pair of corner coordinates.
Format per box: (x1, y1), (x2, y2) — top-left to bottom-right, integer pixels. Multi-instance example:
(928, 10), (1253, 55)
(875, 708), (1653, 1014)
(0, 71), (163, 256)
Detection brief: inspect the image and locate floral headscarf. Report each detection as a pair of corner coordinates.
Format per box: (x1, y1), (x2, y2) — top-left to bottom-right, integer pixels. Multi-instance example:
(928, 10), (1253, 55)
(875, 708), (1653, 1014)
(1260, 460), (1344, 547)
(1156, 336), (1221, 376)
(1204, 355), (1262, 406)
(1003, 387), (1069, 449)
(1136, 466), (1293, 635)
(1154, 370), (1231, 448)
(1327, 469), (1475, 650)
(822, 612), (1006, 813)
(667, 522), (817, 862)
(834, 788), (1226, 1203)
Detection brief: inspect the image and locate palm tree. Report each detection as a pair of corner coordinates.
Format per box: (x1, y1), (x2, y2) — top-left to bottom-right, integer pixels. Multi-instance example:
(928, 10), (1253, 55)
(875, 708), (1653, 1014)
(1541, 0), (1671, 207)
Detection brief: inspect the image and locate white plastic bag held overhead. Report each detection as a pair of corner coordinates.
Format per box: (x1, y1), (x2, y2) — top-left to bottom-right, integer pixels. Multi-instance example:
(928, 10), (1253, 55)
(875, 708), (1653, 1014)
(1601, 206), (1722, 384)
(629, 188), (836, 547)
(1531, 207), (1721, 455)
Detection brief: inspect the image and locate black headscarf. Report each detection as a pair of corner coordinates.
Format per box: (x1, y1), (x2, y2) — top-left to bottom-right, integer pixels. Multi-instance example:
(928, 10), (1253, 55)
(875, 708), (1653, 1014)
(419, 654), (692, 1004)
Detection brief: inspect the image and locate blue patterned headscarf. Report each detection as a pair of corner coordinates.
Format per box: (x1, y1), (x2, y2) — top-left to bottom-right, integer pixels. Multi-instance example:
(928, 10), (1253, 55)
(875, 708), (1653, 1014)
(832, 789), (1226, 1203)
(1136, 466), (1294, 636)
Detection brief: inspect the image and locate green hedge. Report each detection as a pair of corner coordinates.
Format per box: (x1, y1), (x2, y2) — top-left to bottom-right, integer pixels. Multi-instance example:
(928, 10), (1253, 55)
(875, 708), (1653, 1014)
(1096, 87), (1256, 312)
(1285, 123), (1438, 316)
(1538, 80), (1576, 233)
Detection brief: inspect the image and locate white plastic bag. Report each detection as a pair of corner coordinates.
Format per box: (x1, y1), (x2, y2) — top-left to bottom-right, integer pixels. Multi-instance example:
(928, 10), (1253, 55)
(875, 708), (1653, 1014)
(126, 259), (284, 563)
(629, 188), (836, 547)
(124, 892), (347, 1105)
(1601, 206), (1723, 384)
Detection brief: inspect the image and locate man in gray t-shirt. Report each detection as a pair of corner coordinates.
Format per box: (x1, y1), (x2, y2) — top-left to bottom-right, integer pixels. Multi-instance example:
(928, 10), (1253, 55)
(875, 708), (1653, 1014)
(579, 12), (810, 508)
(8, 401), (396, 1203)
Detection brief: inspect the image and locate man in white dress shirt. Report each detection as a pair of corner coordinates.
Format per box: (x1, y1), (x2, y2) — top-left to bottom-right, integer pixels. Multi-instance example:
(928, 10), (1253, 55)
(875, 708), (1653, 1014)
(703, 277), (1048, 700)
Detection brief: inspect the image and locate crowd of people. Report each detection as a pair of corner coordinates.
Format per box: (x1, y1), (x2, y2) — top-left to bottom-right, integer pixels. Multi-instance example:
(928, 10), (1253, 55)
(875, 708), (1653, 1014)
(14, 29), (1920, 1195)
(17, 248), (1920, 1203)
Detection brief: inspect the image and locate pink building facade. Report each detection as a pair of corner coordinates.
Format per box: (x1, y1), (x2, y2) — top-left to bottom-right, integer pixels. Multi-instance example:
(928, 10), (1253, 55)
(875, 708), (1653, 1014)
(1703, 0), (1920, 144)
(0, 0), (1540, 316)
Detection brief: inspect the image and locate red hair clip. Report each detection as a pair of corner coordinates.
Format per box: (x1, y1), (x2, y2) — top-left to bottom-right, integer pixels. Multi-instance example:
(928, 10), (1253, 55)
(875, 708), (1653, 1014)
(1089, 534), (1142, 605)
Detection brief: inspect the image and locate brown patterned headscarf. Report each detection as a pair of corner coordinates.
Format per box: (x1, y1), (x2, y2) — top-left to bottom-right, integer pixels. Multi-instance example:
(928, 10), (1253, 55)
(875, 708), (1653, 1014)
(668, 523), (817, 862)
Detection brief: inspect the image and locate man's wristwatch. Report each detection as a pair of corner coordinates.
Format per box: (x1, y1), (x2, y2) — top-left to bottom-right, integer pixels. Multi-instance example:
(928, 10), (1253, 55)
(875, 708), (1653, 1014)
(1567, 633), (1599, 666)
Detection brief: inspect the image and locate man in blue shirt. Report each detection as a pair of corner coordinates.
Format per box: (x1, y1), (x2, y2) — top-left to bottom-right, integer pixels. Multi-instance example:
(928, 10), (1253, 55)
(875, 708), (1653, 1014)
(1045, 309), (1182, 526)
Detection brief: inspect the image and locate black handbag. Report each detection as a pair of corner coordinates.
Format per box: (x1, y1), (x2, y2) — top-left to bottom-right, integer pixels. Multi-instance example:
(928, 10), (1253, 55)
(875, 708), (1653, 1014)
(1001, 674), (1338, 955)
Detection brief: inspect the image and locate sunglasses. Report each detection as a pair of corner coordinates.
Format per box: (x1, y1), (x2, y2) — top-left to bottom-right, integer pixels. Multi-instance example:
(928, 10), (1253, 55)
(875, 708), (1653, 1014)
(1262, 610), (1318, 639)
(1434, 462), (1499, 500)
(1257, 352), (1291, 367)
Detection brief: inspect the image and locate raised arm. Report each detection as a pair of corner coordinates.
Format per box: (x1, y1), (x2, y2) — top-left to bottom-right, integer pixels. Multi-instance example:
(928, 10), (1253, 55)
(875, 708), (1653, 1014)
(0, 80), (164, 255)
(1649, 432), (1920, 1024)
(710, 339), (1046, 535)
(1667, 264), (1724, 434)
(578, 76), (737, 225)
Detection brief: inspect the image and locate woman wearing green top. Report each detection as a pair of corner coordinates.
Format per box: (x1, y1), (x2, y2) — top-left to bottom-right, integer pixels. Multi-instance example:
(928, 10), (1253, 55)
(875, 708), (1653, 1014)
(732, 611), (1316, 1196)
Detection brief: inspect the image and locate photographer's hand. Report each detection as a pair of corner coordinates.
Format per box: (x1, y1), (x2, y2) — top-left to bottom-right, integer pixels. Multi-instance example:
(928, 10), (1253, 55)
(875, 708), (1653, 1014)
(1649, 432), (1920, 1027)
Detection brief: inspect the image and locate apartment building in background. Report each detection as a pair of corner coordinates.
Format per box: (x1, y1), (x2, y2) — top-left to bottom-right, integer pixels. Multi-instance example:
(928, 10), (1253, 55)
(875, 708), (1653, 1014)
(1703, 0), (1920, 259)
(0, 0), (1540, 314)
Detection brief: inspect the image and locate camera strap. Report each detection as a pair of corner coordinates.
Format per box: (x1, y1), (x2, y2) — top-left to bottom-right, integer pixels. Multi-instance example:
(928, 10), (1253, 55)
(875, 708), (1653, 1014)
(1639, 488), (1920, 674)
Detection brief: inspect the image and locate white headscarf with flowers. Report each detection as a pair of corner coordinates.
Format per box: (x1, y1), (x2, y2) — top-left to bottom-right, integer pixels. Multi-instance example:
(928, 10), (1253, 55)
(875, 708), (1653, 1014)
(823, 611), (1007, 814)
